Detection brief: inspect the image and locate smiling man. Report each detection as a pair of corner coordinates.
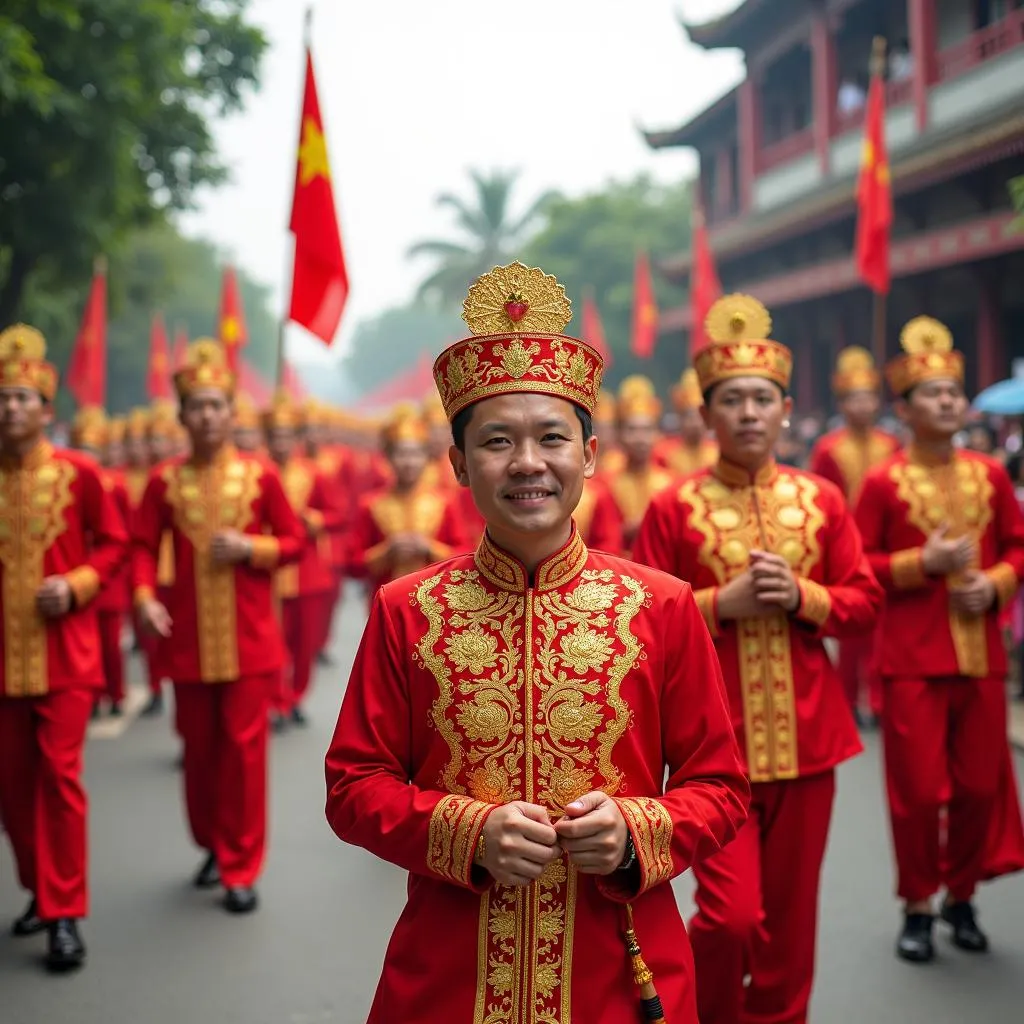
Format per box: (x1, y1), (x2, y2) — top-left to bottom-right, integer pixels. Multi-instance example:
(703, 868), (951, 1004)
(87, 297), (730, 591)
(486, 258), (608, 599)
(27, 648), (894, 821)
(325, 263), (748, 1024)
(633, 293), (882, 1024)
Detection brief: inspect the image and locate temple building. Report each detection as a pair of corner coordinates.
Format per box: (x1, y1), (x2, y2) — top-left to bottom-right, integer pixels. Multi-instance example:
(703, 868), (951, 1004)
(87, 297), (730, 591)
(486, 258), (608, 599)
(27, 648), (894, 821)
(645, 0), (1024, 407)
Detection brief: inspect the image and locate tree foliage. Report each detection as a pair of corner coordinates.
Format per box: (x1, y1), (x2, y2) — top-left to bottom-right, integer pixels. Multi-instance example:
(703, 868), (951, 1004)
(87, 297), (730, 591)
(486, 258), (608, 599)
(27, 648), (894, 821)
(1011, 176), (1024, 226)
(0, 0), (266, 324)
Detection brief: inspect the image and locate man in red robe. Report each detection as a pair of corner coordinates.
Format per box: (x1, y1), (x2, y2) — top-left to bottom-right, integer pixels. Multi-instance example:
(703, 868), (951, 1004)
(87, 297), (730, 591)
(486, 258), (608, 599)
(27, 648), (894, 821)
(0, 324), (127, 971)
(634, 293), (882, 1024)
(854, 316), (1024, 963)
(325, 263), (749, 1024)
(810, 346), (900, 723)
(132, 339), (305, 914)
(654, 367), (719, 475)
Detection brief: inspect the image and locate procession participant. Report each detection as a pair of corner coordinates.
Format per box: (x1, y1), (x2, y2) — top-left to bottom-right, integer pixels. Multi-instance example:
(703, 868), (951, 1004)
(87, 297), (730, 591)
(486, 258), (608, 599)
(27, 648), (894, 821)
(132, 339), (304, 913)
(854, 316), (1024, 963)
(347, 405), (453, 593)
(653, 367), (718, 474)
(232, 392), (264, 454)
(810, 346), (900, 722)
(601, 375), (674, 557)
(633, 293), (882, 1024)
(0, 324), (127, 971)
(325, 262), (748, 1024)
(123, 408), (151, 508)
(262, 392), (342, 726)
(592, 387), (626, 474)
(422, 392), (459, 491)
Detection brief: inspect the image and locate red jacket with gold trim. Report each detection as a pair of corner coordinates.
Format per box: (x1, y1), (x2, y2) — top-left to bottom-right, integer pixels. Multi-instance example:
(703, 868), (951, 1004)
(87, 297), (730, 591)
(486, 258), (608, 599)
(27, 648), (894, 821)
(599, 462), (676, 558)
(0, 442), (128, 697)
(325, 529), (748, 1024)
(131, 446), (305, 684)
(574, 476), (624, 554)
(95, 468), (132, 615)
(653, 435), (719, 476)
(634, 458), (881, 783)
(808, 427), (900, 504)
(854, 447), (1024, 679)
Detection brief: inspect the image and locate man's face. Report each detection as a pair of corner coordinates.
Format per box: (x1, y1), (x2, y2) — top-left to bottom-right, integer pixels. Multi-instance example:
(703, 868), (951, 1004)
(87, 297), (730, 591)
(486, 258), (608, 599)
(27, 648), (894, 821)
(387, 438), (429, 489)
(451, 393), (597, 547)
(678, 406), (706, 445)
(839, 389), (880, 431)
(267, 425), (296, 464)
(125, 436), (148, 467)
(899, 379), (967, 441)
(703, 376), (790, 468)
(617, 414), (658, 465)
(0, 387), (50, 445)
(180, 388), (233, 450)
(148, 435), (173, 463)
(103, 441), (125, 468)
(233, 425), (262, 452)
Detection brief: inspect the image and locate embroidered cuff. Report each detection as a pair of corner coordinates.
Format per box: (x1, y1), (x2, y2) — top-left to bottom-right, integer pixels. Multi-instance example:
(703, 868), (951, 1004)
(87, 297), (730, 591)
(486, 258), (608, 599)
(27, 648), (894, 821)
(891, 548), (927, 589)
(693, 587), (720, 638)
(597, 797), (674, 903)
(985, 561), (1019, 610)
(795, 579), (832, 629)
(427, 794), (494, 890)
(64, 566), (100, 607)
(133, 585), (157, 608)
(248, 536), (280, 570)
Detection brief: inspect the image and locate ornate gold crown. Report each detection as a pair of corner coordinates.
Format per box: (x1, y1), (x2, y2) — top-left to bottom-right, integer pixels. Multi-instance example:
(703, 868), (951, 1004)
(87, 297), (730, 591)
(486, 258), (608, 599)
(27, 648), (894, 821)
(106, 416), (127, 446)
(671, 367), (704, 411)
(0, 323), (59, 400)
(434, 263), (603, 420)
(71, 405), (108, 450)
(173, 337), (235, 398)
(832, 345), (880, 394)
(886, 316), (963, 396)
(381, 403), (429, 446)
(126, 407), (150, 440)
(693, 294), (791, 393)
(262, 390), (304, 431)
(233, 392), (260, 430)
(617, 374), (662, 420)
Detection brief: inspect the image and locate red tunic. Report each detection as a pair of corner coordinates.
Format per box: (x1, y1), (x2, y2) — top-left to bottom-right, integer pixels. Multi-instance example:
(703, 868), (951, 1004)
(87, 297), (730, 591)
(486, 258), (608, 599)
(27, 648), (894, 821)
(854, 446), (1024, 679)
(326, 529), (748, 1024)
(131, 446), (305, 684)
(808, 427), (900, 504)
(634, 458), (882, 783)
(574, 477), (623, 554)
(0, 442), (128, 697)
(654, 435), (719, 475)
(95, 469), (132, 615)
(599, 462), (676, 557)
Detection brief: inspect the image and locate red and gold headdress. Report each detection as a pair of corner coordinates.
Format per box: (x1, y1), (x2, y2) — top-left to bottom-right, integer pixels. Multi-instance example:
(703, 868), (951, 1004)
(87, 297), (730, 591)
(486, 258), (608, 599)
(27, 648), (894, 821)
(381, 402), (429, 447)
(234, 392), (260, 430)
(262, 390), (304, 431)
(832, 346), (880, 395)
(433, 262), (603, 421)
(593, 389), (616, 425)
(106, 416), (127, 446)
(173, 337), (235, 398)
(617, 375), (662, 421)
(671, 367), (703, 411)
(886, 316), (963, 396)
(126, 407), (150, 441)
(421, 392), (449, 427)
(149, 398), (178, 439)
(694, 294), (791, 393)
(0, 324), (59, 400)
(70, 405), (108, 450)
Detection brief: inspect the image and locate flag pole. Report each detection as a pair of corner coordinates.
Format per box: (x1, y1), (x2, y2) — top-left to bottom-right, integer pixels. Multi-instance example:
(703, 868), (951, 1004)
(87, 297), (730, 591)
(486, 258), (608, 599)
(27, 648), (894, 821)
(868, 35), (888, 367)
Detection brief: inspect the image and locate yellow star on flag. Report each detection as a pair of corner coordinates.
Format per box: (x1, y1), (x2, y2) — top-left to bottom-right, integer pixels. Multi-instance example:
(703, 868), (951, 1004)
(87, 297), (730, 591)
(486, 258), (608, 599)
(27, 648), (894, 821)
(639, 304), (657, 327)
(221, 315), (240, 345)
(298, 117), (331, 187)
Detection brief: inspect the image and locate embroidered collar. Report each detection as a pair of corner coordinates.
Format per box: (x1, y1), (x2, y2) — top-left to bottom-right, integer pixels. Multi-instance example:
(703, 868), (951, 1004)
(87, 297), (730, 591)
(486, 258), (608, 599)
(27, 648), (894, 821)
(907, 443), (956, 468)
(0, 438), (54, 472)
(713, 456), (778, 489)
(474, 526), (588, 593)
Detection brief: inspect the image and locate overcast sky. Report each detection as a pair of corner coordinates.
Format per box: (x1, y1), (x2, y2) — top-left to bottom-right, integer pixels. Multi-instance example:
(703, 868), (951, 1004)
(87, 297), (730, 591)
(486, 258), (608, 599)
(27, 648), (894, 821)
(179, 0), (743, 366)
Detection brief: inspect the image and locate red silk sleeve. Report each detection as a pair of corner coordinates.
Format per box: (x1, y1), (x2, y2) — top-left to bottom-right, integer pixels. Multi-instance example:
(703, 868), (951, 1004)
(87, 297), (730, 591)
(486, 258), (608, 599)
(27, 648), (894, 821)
(67, 462), (130, 604)
(130, 472), (168, 603)
(257, 465), (305, 567)
(585, 484), (624, 555)
(854, 469), (927, 592)
(807, 442), (845, 494)
(986, 464), (1024, 608)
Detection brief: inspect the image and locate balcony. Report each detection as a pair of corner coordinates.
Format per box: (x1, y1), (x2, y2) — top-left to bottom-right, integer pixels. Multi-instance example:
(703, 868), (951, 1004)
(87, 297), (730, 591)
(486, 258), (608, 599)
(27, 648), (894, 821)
(757, 126), (815, 173)
(833, 76), (914, 137)
(936, 8), (1024, 83)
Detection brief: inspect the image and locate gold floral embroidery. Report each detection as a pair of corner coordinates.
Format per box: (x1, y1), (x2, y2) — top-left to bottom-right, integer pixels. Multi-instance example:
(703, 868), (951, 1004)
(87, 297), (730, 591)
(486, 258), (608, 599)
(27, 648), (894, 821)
(426, 793), (492, 886)
(607, 467), (674, 528)
(829, 430), (896, 502)
(0, 444), (76, 697)
(370, 488), (447, 578)
(617, 797), (674, 892)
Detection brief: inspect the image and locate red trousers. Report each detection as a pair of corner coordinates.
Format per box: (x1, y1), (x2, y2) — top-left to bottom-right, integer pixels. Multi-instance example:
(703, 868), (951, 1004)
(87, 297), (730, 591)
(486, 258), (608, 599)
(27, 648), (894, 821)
(173, 675), (272, 888)
(883, 676), (1011, 902)
(137, 585), (173, 698)
(0, 689), (93, 919)
(690, 770), (836, 1024)
(314, 578), (340, 655)
(838, 634), (882, 717)
(99, 610), (125, 705)
(276, 595), (323, 714)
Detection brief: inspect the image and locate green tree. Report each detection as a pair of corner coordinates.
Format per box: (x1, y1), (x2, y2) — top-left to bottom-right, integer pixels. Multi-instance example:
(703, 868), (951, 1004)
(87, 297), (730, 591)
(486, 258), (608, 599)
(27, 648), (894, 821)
(0, 0), (266, 324)
(1012, 176), (1024, 226)
(522, 174), (692, 393)
(408, 170), (556, 305)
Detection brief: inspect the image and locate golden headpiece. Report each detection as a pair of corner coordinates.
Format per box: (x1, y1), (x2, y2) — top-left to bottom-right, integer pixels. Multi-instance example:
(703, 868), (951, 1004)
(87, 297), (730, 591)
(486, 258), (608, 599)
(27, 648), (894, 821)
(694, 294), (791, 393)
(126, 407), (150, 441)
(173, 337), (235, 398)
(302, 397), (328, 427)
(433, 262), (603, 421)
(616, 375), (662, 421)
(886, 316), (963, 396)
(70, 405), (108, 450)
(0, 324), (59, 400)
(233, 392), (260, 430)
(421, 392), (449, 427)
(832, 346), (880, 395)
(106, 416), (127, 446)
(149, 398), (179, 439)
(262, 390), (304, 431)
(671, 367), (704, 411)
(593, 388), (617, 425)
(381, 403), (429, 447)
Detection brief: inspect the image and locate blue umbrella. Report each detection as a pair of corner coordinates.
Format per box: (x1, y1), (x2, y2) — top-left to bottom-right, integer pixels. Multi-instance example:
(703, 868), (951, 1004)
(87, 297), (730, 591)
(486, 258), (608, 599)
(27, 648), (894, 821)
(973, 378), (1024, 416)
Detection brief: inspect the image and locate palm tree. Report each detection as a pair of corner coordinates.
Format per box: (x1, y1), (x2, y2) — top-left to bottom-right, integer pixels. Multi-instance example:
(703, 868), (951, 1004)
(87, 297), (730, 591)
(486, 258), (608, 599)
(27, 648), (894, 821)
(408, 170), (557, 305)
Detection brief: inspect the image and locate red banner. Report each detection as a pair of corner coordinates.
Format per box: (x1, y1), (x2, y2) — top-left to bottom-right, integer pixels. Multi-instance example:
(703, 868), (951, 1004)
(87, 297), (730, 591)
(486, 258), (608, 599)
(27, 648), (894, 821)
(67, 260), (107, 407)
(147, 312), (172, 400)
(218, 265), (248, 371)
(629, 252), (659, 359)
(689, 202), (723, 358)
(581, 293), (613, 367)
(855, 74), (893, 294)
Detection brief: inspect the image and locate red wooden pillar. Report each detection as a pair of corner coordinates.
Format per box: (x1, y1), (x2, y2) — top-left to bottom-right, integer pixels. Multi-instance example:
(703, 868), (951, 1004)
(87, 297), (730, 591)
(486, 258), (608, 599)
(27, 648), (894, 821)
(908, 0), (937, 132)
(811, 7), (837, 174)
(737, 75), (760, 212)
(976, 271), (1004, 390)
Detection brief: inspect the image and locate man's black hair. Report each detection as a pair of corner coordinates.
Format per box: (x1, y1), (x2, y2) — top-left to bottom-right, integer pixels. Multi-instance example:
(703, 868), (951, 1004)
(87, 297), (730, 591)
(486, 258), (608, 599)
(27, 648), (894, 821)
(450, 403), (594, 452)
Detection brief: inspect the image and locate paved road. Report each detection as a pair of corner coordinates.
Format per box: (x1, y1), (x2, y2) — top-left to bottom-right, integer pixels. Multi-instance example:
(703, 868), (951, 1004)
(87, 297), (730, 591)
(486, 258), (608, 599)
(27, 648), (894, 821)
(2, 590), (1023, 1023)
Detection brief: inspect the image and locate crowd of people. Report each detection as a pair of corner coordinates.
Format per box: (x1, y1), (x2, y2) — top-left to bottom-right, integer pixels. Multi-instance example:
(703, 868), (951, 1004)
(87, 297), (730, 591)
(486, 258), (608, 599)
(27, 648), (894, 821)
(0, 264), (1022, 1024)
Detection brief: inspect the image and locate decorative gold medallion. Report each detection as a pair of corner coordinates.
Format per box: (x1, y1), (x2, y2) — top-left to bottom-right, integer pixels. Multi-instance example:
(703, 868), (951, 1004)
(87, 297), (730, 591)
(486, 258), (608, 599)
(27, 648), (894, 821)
(462, 262), (572, 336)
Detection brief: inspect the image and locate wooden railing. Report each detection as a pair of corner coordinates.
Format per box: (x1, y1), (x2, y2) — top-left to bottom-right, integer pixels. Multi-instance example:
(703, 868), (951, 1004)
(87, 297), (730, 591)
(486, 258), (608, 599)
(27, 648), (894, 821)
(757, 126), (815, 172)
(936, 9), (1024, 82)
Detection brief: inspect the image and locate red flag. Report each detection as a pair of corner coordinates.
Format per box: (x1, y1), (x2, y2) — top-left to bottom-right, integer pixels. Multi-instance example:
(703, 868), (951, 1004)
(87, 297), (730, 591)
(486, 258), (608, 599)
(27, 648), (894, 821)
(689, 202), (723, 356)
(67, 259), (107, 407)
(855, 71), (892, 294)
(172, 324), (189, 370)
(629, 252), (659, 359)
(147, 313), (172, 400)
(288, 49), (349, 345)
(581, 293), (613, 367)
(218, 265), (248, 371)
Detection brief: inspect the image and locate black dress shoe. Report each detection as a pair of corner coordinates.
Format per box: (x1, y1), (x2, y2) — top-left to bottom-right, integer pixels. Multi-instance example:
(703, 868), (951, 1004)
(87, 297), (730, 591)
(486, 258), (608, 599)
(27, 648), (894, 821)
(12, 898), (45, 937)
(270, 711), (288, 734)
(290, 705), (308, 726)
(45, 919), (86, 972)
(193, 852), (221, 889)
(941, 900), (989, 953)
(224, 886), (258, 914)
(897, 912), (935, 963)
(109, 702), (123, 718)
(141, 693), (164, 717)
